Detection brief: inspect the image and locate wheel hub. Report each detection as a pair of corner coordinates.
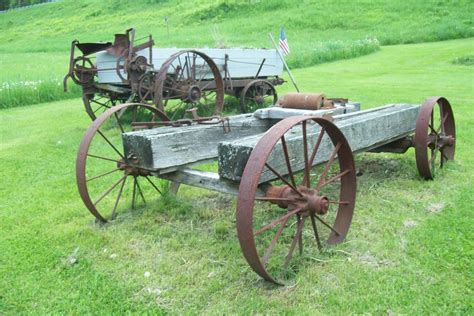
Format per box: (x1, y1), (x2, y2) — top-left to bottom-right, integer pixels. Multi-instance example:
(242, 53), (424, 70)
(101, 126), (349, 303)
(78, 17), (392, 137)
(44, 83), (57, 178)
(428, 133), (455, 149)
(265, 185), (329, 215)
(186, 85), (202, 103)
(117, 159), (150, 177)
(255, 95), (265, 104)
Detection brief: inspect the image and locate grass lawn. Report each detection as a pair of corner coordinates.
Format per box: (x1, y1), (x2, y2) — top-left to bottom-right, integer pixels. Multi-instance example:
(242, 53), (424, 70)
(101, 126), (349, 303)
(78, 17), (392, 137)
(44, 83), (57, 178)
(0, 38), (473, 314)
(1, 0), (472, 109)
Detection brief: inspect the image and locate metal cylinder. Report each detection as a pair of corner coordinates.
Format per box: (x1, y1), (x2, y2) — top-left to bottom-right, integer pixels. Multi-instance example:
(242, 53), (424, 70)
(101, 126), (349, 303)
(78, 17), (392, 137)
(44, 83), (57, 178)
(276, 93), (326, 110)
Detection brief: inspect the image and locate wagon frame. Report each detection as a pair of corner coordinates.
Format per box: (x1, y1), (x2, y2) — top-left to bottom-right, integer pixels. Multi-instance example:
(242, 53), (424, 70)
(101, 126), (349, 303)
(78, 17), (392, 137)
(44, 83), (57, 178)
(74, 94), (456, 284)
(64, 28), (285, 120)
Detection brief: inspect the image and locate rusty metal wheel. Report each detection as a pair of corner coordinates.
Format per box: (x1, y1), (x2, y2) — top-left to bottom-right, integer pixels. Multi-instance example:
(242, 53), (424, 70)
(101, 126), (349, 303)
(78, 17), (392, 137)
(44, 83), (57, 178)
(116, 50), (129, 83)
(414, 97), (456, 180)
(76, 103), (170, 222)
(71, 56), (95, 85)
(240, 79), (277, 113)
(154, 50), (224, 119)
(236, 116), (356, 284)
(82, 94), (130, 121)
(138, 72), (156, 104)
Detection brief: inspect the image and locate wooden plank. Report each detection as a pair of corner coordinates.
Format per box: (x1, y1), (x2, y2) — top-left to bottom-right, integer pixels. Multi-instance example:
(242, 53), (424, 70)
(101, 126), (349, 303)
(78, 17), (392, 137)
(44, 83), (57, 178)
(122, 105), (360, 172)
(96, 48), (283, 84)
(122, 114), (274, 171)
(217, 104), (420, 182)
(157, 168), (266, 197)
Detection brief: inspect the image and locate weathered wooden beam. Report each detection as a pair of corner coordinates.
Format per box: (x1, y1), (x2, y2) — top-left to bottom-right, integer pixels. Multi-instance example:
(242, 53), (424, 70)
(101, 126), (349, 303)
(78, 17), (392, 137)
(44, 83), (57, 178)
(157, 168), (266, 196)
(122, 106), (357, 172)
(122, 114), (273, 171)
(217, 104), (420, 182)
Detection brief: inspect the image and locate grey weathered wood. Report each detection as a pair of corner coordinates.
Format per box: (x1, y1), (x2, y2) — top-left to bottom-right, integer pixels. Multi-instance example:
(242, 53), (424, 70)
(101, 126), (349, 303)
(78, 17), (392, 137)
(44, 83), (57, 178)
(217, 104), (420, 182)
(253, 102), (360, 120)
(122, 114), (274, 171)
(158, 168), (266, 196)
(96, 48), (283, 84)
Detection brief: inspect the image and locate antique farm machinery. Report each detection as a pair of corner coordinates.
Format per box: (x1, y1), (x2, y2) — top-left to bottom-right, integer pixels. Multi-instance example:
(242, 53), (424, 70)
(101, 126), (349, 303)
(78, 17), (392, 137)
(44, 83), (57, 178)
(74, 91), (456, 284)
(64, 28), (285, 120)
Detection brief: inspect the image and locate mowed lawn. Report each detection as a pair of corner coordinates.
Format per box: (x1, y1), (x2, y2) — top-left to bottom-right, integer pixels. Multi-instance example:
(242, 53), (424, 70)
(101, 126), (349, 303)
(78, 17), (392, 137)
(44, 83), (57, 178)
(0, 38), (473, 314)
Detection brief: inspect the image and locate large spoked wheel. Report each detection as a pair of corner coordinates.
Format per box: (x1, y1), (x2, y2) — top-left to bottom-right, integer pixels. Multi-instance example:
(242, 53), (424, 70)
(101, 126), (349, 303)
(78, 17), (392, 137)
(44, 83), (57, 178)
(76, 103), (170, 223)
(154, 50), (224, 119)
(240, 79), (277, 113)
(414, 97), (456, 180)
(237, 116), (356, 284)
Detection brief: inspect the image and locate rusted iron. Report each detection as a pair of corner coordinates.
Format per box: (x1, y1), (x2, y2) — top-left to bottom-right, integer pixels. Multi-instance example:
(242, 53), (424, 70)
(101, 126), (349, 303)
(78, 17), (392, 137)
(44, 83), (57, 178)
(76, 103), (169, 222)
(414, 97), (456, 179)
(276, 93), (326, 110)
(240, 79), (277, 113)
(236, 116), (356, 284)
(153, 49), (225, 118)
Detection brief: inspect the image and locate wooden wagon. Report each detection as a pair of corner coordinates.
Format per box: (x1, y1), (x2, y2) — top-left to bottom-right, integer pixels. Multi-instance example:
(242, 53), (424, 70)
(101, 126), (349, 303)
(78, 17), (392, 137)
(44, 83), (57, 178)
(75, 95), (456, 284)
(64, 28), (285, 120)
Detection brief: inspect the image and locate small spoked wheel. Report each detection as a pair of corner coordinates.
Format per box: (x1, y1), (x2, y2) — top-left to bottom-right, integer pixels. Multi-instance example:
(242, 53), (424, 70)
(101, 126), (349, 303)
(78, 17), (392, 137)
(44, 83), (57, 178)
(72, 56), (95, 85)
(414, 97), (456, 180)
(116, 50), (129, 83)
(240, 79), (277, 113)
(138, 72), (157, 105)
(76, 103), (170, 222)
(237, 116), (356, 284)
(82, 94), (127, 121)
(154, 50), (224, 119)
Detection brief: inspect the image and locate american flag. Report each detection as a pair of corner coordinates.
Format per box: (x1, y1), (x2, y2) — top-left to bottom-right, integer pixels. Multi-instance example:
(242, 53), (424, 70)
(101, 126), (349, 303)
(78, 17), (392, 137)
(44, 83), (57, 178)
(279, 27), (290, 56)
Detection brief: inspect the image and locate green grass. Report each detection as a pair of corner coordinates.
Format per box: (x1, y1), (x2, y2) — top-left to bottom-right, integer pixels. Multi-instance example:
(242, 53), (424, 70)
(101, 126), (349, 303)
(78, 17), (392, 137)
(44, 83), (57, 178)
(1, 38), (473, 314)
(452, 54), (474, 66)
(0, 0), (472, 108)
(0, 53), (81, 108)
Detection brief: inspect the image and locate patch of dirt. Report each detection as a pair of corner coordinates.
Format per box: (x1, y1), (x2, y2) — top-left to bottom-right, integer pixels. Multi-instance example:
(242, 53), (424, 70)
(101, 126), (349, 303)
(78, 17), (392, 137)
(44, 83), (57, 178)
(427, 202), (445, 214)
(357, 252), (396, 268)
(403, 219), (418, 228)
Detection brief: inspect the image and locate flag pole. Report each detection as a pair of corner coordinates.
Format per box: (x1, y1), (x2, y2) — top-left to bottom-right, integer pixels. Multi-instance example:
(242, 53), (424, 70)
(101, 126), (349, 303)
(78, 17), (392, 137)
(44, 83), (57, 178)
(268, 32), (300, 92)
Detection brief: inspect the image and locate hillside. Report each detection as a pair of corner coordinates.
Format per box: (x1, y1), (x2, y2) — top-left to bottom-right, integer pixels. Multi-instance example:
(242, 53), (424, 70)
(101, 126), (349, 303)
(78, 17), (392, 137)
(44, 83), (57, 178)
(1, 0), (473, 53)
(0, 0), (472, 108)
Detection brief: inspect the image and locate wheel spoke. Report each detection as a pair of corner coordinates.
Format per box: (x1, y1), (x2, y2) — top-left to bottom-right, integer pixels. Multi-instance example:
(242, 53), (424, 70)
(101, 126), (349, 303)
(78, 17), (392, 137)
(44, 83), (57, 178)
(309, 214), (322, 250)
(87, 153), (122, 164)
(131, 177), (137, 209)
(314, 214), (340, 236)
(254, 196), (293, 203)
(97, 130), (125, 160)
(265, 163), (303, 197)
(94, 174), (127, 206)
(87, 168), (121, 182)
(302, 121), (311, 187)
(136, 178), (146, 205)
(114, 112), (125, 133)
(302, 128), (325, 186)
(280, 135), (296, 187)
(317, 168), (351, 189)
(255, 207), (301, 235)
(262, 216), (290, 266)
(145, 176), (162, 194)
(315, 142), (342, 189)
(283, 217), (305, 269)
(110, 176), (127, 220)
(437, 112), (449, 134)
